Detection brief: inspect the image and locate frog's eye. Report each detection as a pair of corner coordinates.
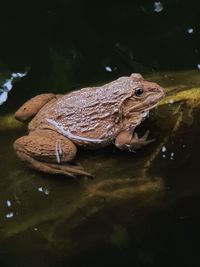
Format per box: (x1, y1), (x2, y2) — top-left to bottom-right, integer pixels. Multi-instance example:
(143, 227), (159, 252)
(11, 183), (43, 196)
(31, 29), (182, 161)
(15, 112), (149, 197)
(135, 87), (144, 97)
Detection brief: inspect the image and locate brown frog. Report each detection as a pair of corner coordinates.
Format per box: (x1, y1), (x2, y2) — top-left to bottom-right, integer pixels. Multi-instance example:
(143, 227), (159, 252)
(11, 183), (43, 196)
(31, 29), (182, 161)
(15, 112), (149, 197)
(13, 74), (164, 177)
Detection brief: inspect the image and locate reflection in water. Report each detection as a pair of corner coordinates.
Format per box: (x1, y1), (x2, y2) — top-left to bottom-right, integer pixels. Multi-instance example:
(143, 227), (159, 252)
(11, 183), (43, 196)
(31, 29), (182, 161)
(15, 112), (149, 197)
(1, 70), (200, 266)
(105, 66), (113, 72)
(37, 186), (50, 195)
(187, 28), (194, 34)
(154, 1), (163, 13)
(5, 212), (14, 219)
(0, 71), (28, 105)
(6, 200), (12, 207)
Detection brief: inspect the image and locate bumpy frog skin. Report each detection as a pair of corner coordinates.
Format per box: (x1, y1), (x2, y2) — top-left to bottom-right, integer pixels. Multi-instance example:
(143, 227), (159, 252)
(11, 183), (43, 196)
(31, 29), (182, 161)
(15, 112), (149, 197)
(13, 74), (164, 177)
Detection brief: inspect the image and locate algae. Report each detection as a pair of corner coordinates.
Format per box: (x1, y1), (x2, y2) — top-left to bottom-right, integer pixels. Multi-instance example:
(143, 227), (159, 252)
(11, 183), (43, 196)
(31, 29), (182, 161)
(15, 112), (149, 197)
(0, 114), (23, 131)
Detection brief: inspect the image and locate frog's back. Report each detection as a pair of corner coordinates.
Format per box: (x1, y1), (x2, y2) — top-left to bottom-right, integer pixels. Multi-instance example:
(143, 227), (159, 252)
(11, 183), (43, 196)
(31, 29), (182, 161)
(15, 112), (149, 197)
(29, 76), (131, 143)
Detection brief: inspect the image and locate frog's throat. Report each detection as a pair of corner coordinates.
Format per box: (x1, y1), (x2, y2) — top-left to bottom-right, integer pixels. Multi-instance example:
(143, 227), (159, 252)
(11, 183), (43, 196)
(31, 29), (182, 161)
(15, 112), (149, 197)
(46, 118), (108, 144)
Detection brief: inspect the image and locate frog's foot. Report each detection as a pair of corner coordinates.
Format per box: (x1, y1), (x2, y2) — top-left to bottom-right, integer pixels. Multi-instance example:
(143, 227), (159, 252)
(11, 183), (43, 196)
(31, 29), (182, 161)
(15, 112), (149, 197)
(45, 162), (92, 177)
(115, 130), (155, 151)
(16, 153), (91, 178)
(129, 130), (155, 150)
(13, 130), (92, 178)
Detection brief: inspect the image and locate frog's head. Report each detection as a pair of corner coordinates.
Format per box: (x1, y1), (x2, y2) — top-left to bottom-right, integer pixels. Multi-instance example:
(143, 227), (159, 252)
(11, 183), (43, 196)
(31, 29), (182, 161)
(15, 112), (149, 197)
(125, 73), (165, 115)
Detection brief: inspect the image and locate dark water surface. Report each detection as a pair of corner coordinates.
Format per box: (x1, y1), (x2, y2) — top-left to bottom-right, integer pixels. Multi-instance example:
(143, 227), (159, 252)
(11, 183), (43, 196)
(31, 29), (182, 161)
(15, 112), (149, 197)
(1, 1), (200, 266)
(1, 71), (200, 267)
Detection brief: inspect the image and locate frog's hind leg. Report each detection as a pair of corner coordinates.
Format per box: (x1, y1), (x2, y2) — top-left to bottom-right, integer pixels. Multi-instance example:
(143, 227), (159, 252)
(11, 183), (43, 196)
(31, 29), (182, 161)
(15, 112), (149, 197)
(13, 130), (91, 177)
(15, 93), (56, 122)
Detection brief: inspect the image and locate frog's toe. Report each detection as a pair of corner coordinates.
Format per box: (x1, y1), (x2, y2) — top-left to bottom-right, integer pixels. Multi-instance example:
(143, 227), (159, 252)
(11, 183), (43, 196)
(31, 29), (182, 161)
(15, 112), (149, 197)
(140, 130), (150, 140)
(134, 130), (150, 141)
(130, 130), (155, 149)
(45, 162), (93, 178)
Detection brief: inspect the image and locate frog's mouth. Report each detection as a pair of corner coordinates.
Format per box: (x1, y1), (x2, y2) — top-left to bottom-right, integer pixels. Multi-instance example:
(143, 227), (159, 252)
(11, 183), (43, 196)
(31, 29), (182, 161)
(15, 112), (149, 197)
(144, 102), (160, 112)
(125, 101), (159, 117)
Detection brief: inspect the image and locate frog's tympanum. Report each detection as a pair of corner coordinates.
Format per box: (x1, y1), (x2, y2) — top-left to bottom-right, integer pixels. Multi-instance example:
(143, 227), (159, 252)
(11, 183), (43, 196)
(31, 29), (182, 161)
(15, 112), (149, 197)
(13, 74), (164, 177)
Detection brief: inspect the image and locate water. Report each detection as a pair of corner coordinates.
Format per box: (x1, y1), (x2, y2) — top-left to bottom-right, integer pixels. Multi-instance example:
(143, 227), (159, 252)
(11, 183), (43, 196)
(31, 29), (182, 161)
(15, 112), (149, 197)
(0, 70), (200, 266)
(1, 0), (200, 266)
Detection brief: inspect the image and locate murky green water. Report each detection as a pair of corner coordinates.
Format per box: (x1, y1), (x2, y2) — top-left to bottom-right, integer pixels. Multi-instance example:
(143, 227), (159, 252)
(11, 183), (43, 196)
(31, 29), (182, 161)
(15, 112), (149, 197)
(1, 70), (200, 266)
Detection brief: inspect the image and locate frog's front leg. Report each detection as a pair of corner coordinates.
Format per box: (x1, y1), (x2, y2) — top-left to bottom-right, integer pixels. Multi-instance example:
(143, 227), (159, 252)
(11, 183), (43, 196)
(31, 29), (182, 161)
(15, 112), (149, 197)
(13, 129), (91, 177)
(115, 129), (155, 151)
